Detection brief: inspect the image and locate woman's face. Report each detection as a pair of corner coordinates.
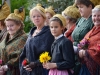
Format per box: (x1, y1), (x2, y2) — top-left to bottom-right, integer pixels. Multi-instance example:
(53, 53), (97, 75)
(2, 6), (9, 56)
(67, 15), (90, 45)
(31, 10), (45, 26)
(77, 4), (92, 18)
(5, 20), (21, 36)
(45, 12), (52, 25)
(92, 10), (100, 26)
(50, 21), (63, 37)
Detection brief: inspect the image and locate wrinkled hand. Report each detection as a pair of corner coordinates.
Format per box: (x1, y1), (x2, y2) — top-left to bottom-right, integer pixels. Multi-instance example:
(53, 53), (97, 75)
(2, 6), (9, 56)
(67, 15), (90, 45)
(24, 62), (36, 71)
(79, 50), (85, 58)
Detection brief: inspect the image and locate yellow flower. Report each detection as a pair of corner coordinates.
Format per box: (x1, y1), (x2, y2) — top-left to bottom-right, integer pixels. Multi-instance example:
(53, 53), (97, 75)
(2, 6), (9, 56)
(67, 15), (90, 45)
(39, 52), (51, 63)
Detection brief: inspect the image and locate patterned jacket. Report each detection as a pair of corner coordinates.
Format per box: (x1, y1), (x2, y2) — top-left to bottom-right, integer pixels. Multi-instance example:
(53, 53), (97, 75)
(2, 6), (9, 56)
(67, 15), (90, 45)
(0, 29), (27, 75)
(81, 26), (100, 75)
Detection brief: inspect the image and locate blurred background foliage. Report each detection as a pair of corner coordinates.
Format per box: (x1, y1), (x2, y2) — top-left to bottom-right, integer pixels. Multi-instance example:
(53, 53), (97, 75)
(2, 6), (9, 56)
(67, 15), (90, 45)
(1, 0), (74, 33)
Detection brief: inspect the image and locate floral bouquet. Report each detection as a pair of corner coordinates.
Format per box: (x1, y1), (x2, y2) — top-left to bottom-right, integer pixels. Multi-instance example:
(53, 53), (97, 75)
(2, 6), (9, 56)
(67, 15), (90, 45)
(39, 52), (51, 63)
(78, 38), (89, 50)
(22, 58), (29, 66)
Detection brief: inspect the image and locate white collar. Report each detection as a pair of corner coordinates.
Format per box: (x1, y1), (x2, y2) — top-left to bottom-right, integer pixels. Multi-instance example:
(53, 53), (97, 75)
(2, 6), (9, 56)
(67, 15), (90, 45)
(55, 34), (63, 40)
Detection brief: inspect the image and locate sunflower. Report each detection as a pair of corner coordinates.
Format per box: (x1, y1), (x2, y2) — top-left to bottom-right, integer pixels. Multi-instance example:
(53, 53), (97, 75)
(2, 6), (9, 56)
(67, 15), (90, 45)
(39, 52), (51, 63)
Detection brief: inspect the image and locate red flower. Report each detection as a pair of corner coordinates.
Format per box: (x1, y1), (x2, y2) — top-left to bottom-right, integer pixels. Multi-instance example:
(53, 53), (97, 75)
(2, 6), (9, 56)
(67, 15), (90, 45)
(0, 59), (2, 65)
(22, 59), (29, 66)
(97, 44), (100, 50)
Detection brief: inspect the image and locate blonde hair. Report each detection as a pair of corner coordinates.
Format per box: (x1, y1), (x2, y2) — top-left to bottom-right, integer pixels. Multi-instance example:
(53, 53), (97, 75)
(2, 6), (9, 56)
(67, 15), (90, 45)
(45, 6), (55, 16)
(5, 7), (25, 29)
(62, 4), (80, 23)
(51, 14), (66, 28)
(30, 4), (46, 19)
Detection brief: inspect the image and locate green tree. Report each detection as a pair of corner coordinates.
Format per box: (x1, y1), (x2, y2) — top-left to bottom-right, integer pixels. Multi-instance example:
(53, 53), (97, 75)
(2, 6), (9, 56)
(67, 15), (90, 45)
(10, 0), (74, 33)
(11, 0), (33, 33)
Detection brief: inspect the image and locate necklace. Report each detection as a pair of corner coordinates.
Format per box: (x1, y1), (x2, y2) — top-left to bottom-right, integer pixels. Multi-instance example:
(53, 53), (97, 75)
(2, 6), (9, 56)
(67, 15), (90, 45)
(35, 29), (41, 35)
(32, 29), (41, 37)
(35, 31), (39, 34)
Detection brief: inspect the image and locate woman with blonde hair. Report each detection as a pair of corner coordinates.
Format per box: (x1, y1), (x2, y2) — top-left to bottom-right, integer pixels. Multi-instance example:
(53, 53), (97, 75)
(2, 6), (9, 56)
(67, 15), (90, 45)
(19, 4), (54, 75)
(62, 4), (80, 42)
(45, 6), (55, 26)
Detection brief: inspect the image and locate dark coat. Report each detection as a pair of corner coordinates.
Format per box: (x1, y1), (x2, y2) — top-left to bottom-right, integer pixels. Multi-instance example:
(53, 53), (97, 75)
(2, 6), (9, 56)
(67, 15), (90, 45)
(19, 26), (54, 75)
(51, 36), (75, 70)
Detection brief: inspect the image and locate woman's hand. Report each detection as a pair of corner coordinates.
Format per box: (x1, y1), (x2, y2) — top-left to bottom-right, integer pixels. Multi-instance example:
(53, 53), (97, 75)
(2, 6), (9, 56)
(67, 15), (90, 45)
(24, 65), (32, 71)
(78, 49), (85, 58)
(43, 62), (57, 69)
(23, 62), (36, 71)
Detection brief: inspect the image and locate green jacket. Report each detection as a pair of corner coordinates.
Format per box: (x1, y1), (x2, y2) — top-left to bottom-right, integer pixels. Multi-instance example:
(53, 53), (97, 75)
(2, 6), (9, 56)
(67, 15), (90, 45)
(72, 16), (94, 46)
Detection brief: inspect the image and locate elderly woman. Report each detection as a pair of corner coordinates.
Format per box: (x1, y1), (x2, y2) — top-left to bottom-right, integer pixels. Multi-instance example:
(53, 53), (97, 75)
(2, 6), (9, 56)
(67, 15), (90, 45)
(45, 6), (55, 26)
(78, 5), (100, 75)
(0, 2), (10, 42)
(62, 4), (80, 42)
(19, 4), (54, 75)
(0, 7), (27, 75)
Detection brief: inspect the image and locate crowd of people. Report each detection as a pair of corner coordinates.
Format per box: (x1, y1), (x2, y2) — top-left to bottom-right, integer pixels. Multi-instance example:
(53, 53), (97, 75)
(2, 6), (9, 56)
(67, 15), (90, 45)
(0, 0), (100, 75)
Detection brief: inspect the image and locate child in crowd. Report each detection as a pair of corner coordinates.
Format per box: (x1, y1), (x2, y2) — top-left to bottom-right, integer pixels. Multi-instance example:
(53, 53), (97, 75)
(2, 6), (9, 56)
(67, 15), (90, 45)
(43, 14), (75, 75)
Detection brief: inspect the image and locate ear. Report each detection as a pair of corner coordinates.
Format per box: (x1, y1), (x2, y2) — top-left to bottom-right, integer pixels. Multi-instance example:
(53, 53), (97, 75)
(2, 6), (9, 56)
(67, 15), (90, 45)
(89, 4), (92, 9)
(19, 23), (22, 28)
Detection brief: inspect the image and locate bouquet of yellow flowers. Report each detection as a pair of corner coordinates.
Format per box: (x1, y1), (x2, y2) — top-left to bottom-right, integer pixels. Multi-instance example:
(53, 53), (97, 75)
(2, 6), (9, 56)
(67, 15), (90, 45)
(39, 52), (51, 63)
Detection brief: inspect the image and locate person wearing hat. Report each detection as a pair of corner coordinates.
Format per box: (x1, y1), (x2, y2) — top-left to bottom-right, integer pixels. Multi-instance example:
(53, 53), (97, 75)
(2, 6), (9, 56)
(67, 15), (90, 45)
(45, 6), (55, 26)
(43, 14), (75, 75)
(19, 4), (54, 75)
(0, 7), (27, 75)
(77, 5), (100, 75)
(0, 2), (10, 43)
(62, 4), (81, 42)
